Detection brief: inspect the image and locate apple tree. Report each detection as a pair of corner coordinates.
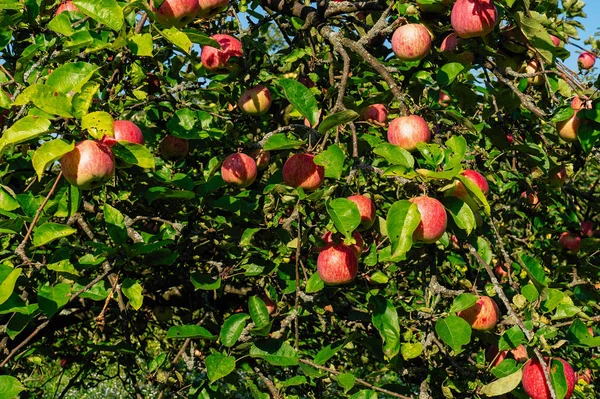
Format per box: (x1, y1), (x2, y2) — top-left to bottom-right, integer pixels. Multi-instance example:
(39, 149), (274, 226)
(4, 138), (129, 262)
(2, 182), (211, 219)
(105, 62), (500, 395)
(0, 0), (599, 398)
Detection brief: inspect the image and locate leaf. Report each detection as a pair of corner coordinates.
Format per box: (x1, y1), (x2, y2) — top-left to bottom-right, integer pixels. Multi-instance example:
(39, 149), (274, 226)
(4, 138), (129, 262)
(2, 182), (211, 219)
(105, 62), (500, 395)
(305, 272), (324, 293)
(449, 293), (479, 314)
(248, 296), (270, 329)
(14, 84), (72, 117)
(386, 200), (421, 259)
(72, 82), (100, 118)
(514, 12), (555, 65)
(520, 254), (547, 287)
(48, 13), (74, 36)
(314, 336), (353, 365)
(442, 197), (476, 235)
(190, 272), (221, 290)
(104, 204), (127, 245)
(437, 62), (465, 86)
(146, 187), (195, 205)
(160, 27), (192, 54)
(205, 353), (236, 383)
(445, 135), (467, 169)
(111, 142), (156, 169)
(38, 283), (71, 317)
(318, 110), (359, 134)
(337, 372), (356, 393)
(349, 389), (378, 399)
(480, 369), (523, 397)
(371, 295), (400, 360)
(249, 339), (299, 366)
(401, 342), (423, 360)
(499, 326), (527, 351)
(32, 223), (77, 247)
(550, 359), (568, 399)
(82, 111), (114, 140)
(0, 265), (22, 306)
(166, 325), (217, 339)
(326, 198), (361, 239)
(73, 0), (124, 31)
(47, 260), (80, 276)
(46, 62), (98, 94)
(121, 278), (143, 310)
(0, 115), (51, 153)
(373, 142), (415, 168)
(456, 174), (491, 215)
(314, 144), (344, 180)
(220, 313), (249, 347)
(277, 78), (319, 127)
(32, 139), (75, 181)
(0, 375), (25, 399)
(262, 133), (304, 151)
(435, 315), (472, 353)
(128, 33), (153, 57)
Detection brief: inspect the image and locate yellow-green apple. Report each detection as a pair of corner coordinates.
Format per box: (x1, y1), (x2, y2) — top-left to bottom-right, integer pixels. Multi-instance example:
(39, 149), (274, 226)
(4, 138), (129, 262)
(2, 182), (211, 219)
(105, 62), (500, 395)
(198, 0), (228, 19)
(581, 221), (594, 238)
(439, 91), (451, 107)
(409, 196), (447, 244)
(201, 34), (243, 72)
(160, 135), (189, 160)
(548, 165), (567, 187)
(221, 153), (257, 187)
(391, 24), (432, 61)
(360, 104), (388, 124)
(101, 120), (144, 147)
(282, 153), (325, 191)
(457, 295), (500, 331)
(486, 345), (507, 367)
(526, 59), (543, 86)
(322, 231), (364, 257)
(55, 0), (79, 15)
(238, 85), (272, 115)
(387, 115), (431, 151)
(559, 232), (581, 253)
(347, 194), (376, 229)
(451, 0), (498, 38)
(522, 358), (575, 399)
(510, 345), (528, 362)
(252, 149), (270, 170)
(556, 113), (581, 142)
(61, 140), (115, 190)
(440, 32), (460, 52)
(151, 0), (200, 28)
(578, 52), (596, 70)
(317, 244), (358, 285)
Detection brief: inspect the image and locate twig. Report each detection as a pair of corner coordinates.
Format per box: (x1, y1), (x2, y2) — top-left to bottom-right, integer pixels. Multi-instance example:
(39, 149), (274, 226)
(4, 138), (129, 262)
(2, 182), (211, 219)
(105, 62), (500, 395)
(254, 366), (280, 398)
(294, 201), (302, 350)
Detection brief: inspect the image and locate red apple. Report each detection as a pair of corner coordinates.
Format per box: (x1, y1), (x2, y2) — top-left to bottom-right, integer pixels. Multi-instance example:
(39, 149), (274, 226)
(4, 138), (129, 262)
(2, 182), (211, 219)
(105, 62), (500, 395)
(438, 91), (451, 107)
(252, 149), (270, 170)
(282, 154), (325, 191)
(221, 153), (257, 187)
(151, 0), (199, 28)
(322, 230), (364, 257)
(451, 0), (498, 39)
(578, 52), (596, 70)
(451, 170), (489, 201)
(548, 166), (567, 187)
(486, 345), (507, 367)
(55, 0), (79, 15)
(317, 244), (358, 285)
(201, 34), (243, 72)
(440, 32), (460, 52)
(347, 194), (376, 230)
(198, 0), (228, 19)
(61, 140), (115, 190)
(262, 296), (276, 315)
(238, 85), (272, 116)
(577, 369), (592, 384)
(521, 191), (540, 207)
(550, 35), (562, 47)
(581, 221), (594, 238)
(506, 134), (514, 145)
(494, 263), (508, 280)
(409, 196), (447, 244)
(101, 120), (144, 147)
(457, 295), (500, 331)
(387, 115), (431, 152)
(510, 345), (528, 362)
(559, 232), (581, 253)
(522, 358), (575, 399)
(391, 24), (432, 61)
(360, 104), (388, 124)
(160, 135), (189, 161)
(571, 96), (584, 110)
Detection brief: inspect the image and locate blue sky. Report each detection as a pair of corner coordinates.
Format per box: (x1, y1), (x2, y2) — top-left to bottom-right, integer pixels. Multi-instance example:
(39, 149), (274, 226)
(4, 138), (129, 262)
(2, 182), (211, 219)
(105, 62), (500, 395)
(565, 2), (599, 70)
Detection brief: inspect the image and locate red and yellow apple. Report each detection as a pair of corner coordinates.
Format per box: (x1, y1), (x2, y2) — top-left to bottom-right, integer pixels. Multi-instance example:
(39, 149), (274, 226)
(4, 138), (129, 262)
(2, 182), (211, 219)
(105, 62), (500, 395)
(522, 358), (575, 399)
(55, 0), (79, 15)
(347, 194), (376, 230)
(559, 232), (581, 253)
(322, 230), (364, 257)
(201, 34), (243, 72)
(450, 170), (489, 200)
(101, 120), (144, 147)
(440, 32), (460, 52)
(198, 0), (229, 19)
(451, 0), (498, 38)
(238, 85), (272, 115)
(317, 244), (358, 285)
(360, 104), (388, 124)
(221, 153), (257, 187)
(61, 140), (115, 190)
(387, 115), (431, 152)
(151, 0), (200, 28)
(409, 196), (447, 244)
(457, 295), (500, 331)
(578, 52), (596, 70)
(282, 154), (325, 191)
(391, 24), (432, 61)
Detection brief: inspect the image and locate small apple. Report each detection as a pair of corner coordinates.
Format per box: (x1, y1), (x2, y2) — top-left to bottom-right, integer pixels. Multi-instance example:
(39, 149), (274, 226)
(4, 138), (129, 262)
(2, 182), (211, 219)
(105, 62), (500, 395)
(282, 154), (325, 191)
(387, 115), (431, 152)
(438, 91), (451, 107)
(61, 140), (115, 190)
(440, 32), (460, 52)
(198, 0), (229, 19)
(525, 59), (543, 86)
(252, 149), (270, 170)
(238, 85), (272, 115)
(559, 232), (581, 253)
(550, 35), (562, 47)
(101, 120), (144, 147)
(261, 296), (276, 315)
(510, 345), (528, 362)
(577, 369), (592, 384)
(160, 135), (189, 161)
(578, 52), (596, 70)
(360, 104), (388, 124)
(451, 0), (498, 39)
(506, 134), (514, 145)
(201, 34), (243, 72)
(556, 113), (581, 142)
(521, 191), (540, 207)
(151, 0), (200, 28)
(347, 194), (376, 229)
(317, 244), (358, 285)
(494, 263), (508, 280)
(322, 231), (364, 257)
(409, 196), (447, 244)
(581, 221), (594, 238)
(548, 165), (567, 187)
(522, 358), (575, 399)
(450, 170), (489, 200)
(457, 295), (500, 331)
(221, 153), (257, 187)
(55, 0), (79, 15)
(486, 345), (507, 367)
(391, 24), (432, 61)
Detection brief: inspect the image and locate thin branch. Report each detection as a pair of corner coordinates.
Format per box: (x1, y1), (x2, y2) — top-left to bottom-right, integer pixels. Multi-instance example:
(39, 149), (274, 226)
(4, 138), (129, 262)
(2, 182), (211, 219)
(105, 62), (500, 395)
(254, 366), (280, 398)
(294, 201), (302, 350)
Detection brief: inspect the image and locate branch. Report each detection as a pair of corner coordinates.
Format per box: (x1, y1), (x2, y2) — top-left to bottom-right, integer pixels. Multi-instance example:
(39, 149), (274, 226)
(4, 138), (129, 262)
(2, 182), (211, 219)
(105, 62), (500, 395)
(294, 201), (302, 350)
(254, 366), (280, 398)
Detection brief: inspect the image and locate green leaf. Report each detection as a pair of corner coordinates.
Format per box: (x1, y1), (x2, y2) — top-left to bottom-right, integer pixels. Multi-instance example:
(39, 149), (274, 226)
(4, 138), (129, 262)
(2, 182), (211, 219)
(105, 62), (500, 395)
(337, 372), (356, 393)
(0, 375), (25, 399)
(220, 313), (249, 347)
(248, 296), (270, 329)
(437, 62), (465, 86)
(550, 359), (568, 399)
(456, 174), (490, 215)
(104, 204), (127, 245)
(48, 13), (74, 36)
(386, 200), (421, 259)
(73, 279), (110, 301)
(326, 198), (361, 239)
(314, 336), (353, 365)
(128, 33), (153, 56)
(449, 293), (479, 314)
(499, 326), (526, 351)
(520, 254), (547, 287)
(38, 283), (71, 317)
(190, 272), (221, 290)
(13, 84), (72, 117)
(47, 260), (80, 276)
(349, 389), (378, 399)
(0, 186), (20, 212)
(521, 284), (539, 303)
(0, 265), (22, 306)
(277, 78), (319, 127)
(415, 166), (461, 180)
(32, 139), (75, 181)
(46, 62), (98, 94)
(0, 115), (51, 153)
(111, 142), (155, 169)
(371, 295), (400, 360)
(72, 82), (100, 118)
(146, 187), (195, 205)
(32, 223), (77, 247)
(435, 315), (472, 353)
(121, 278), (143, 310)
(373, 142), (415, 168)
(514, 12), (555, 65)
(160, 27), (192, 54)
(82, 111), (114, 140)
(262, 133), (305, 151)
(401, 342), (423, 360)
(305, 272), (324, 293)
(318, 110), (359, 134)
(250, 339), (299, 366)
(205, 353), (236, 383)
(314, 144), (344, 180)
(445, 135), (467, 169)
(166, 325), (217, 339)
(480, 369), (523, 397)
(442, 197), (476, 235)
(73, 0), (124, 31)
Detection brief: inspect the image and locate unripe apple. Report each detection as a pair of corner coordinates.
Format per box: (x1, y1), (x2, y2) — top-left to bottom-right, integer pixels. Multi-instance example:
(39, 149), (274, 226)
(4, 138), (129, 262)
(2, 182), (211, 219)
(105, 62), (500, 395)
(201, 34), (243, 72)
(451, 0), (498, 39)
(282, 154), (325, 191)
(387, 115), (431, 152)
(391, 24), (432, 61)
(522, 358), (575, 399)
(578, 52), (596, 70)
(526, 59), (543, 86)
(440, 32), (460, 52)
(510, 345), (528, 362)
(151, 0), (200, 28)
(238, 85), (272, 115)
(221, 153), (257, 187)
(581, 221), (594, 238)
(450, 170), (489, 200)
(360, 104), (388, 124)
(101, 120), (144, 147)
(198, 0), (228, 19)
(548, 165), (567, 187)
(61, 140), (115, 190)
(322, 230), (364, 257)
(317, 244), (358, 285)
(556, 114), (581, 142)
(559, 232), (581, 253)
(55, 0), (79, 15)
(409, 196), (447, 244)
(252, 149), (270, 170)
(439, 91), (451, 107)
(457, 295), (500, 331)
(160, 135), (189, 161)
(347, 194), (376, 230)
(486, 345), (507, 367)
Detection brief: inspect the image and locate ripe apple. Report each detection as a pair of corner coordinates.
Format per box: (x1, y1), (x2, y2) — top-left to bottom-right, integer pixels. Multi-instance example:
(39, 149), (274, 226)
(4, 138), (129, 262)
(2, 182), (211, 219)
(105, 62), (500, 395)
(526, 59), (543, 86)
(317, 244), (358, 285)
(550, 35), (562, 47)
(556, 113), (581, 142)
(409, 196), (447, 244)
(581, 221), (594, 238)
(391, 24), (432, 61)
(198, 0), (228, 19)
(511, 345), (528, 362)
(486, 345), (507, 367)
(201, 34), (243, 72)
(577, 369), (592, 384)
(238, 85), (272, 115)
(494, 263), (508, 280)
(548, 165), (567, 187)
(160, 135), (189, 161)
(261, 296), (276, 315)
(221, 153), (257, 187)
(61, 140), (115, 190)
(451, 0), (498, 39)
(252, 149), (270, 170)
(151, 0), (200, 28)
(55, 0), (79, 15)
(559, 232), (581, 253)
(347, 194), (376, 229)
(522, 358), (575, 399)
(578, 52), (596, 70)
(360, 104), (388, 124)
(450, 170), (489, 200)
(457, 295), (500, 331)
(282, 153), (325, 191)
(438, 91), (451, 107)
(322, 230), (364, 257)
(521, 191), (540, 207)
(101, 120), (144, 147)
(387, 115), (431, 152)
(440, 32), (460, 52)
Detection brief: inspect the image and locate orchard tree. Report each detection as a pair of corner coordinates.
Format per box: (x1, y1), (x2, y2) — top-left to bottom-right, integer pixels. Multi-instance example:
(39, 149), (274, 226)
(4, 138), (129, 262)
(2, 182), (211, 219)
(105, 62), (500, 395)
(0, 0), (599, 398)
